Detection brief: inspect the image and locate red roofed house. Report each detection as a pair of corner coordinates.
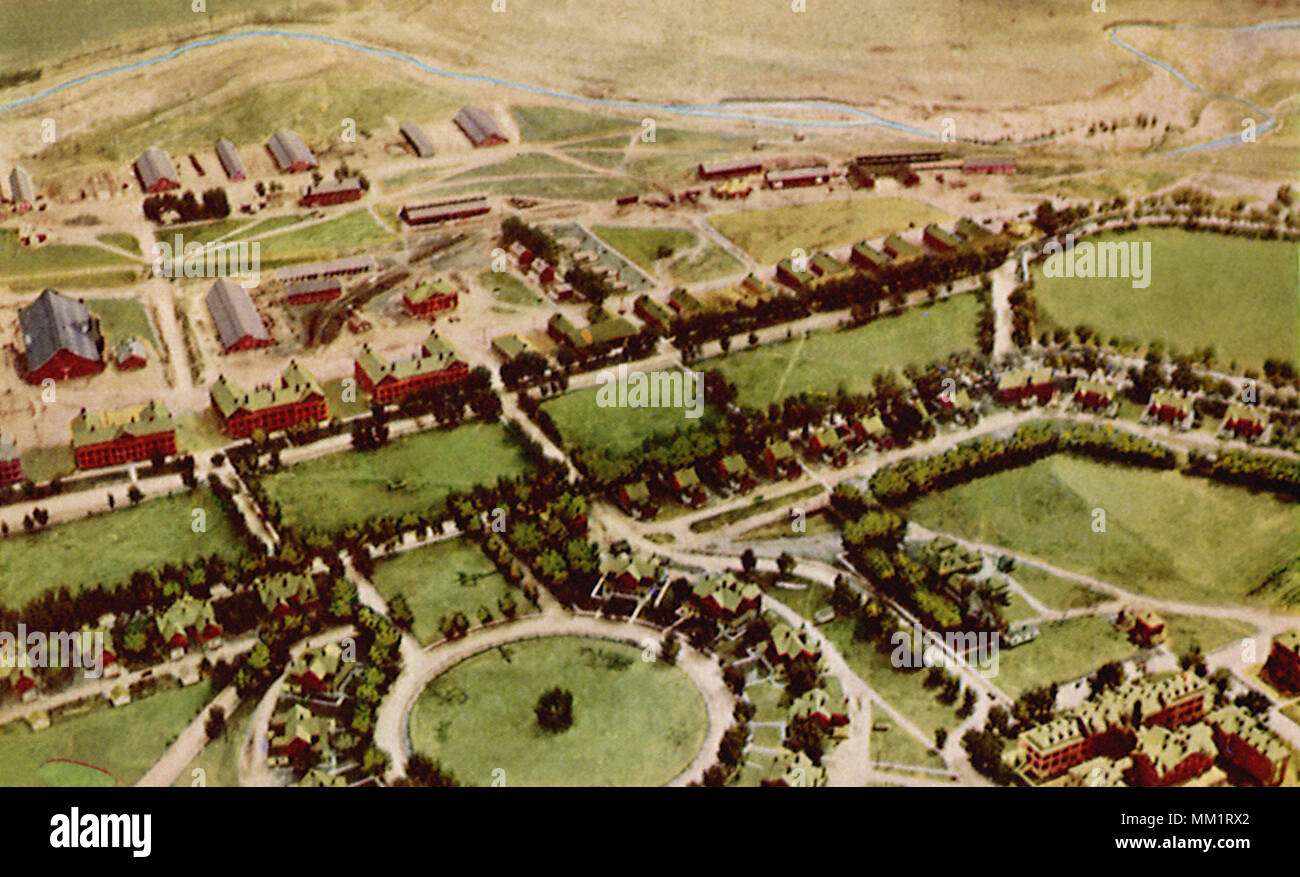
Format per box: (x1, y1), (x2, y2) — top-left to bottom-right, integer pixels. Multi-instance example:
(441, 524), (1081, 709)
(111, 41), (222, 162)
(0, 432), (21, 485)
(1221, 404), (1265, 440)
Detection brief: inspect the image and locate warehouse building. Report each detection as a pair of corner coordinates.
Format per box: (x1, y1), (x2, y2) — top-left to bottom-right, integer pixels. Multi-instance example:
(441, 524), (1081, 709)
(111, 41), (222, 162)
(215, 138), (246, 181)
(19, 289), (106, 383)
(400, 120), (435, 158)
(399, 196), (491, 226)
(283, 277), (343, 306)
(206, 278), (274, 352)
(300, 176), (364, 207)
(267, 129), (318, 173)
(765, 165), (831, 189)
(453, 106), (508, 148)
(134, 148), (181, 193)
(698, 158), (763, 180)
(273, 255), (376, 284)
(962, 156), (1016, 174)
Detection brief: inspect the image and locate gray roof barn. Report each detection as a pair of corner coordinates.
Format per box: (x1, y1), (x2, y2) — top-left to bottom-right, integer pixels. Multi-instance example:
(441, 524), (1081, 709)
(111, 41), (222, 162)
(114, 336), (148, 365)
(206, 279), (271, 350)
(453, 106), (507, 147)
(19, 289), (105, 374)
(9, 165), (34, 205)
(399, 121), (435, 157)
(133, 148), (179, 190)
(267, 130), (317, 172)
(215, 138), (246, 181)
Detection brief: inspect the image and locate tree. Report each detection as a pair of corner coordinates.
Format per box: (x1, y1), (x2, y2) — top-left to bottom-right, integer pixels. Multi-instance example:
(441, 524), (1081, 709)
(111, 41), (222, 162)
(740, 548), (757, 574)
(127, 485), (144, 504)
(535, 687), (574, 732)
(387, 594), (414, 631)
(205, 706), (227, 741)
(776, 551), (796, 577)
(934, 727), (948, 749)
(784, 653), (820, 698)
(659, 630), (679, 665)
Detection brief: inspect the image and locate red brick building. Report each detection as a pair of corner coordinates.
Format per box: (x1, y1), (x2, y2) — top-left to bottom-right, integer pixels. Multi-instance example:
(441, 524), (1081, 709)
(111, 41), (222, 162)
(210, 362), (327, 438)
(1206, 705), (1291, 787)
(283, 277), (342, 306)
(997, 369), (1055, 405)
(71, 401), (177, 470)
(0, 432), (22, 485)
(206, 279), (274, 352)
(133, 148), (180, 192)
(299, 176), (364, 208)
(19, 289), (106, 384)
(402, 279), (459, 318)
(1264, 630), (1300, 693)
(1127, 724), (1216, 788)
(353, 331), (469, 404)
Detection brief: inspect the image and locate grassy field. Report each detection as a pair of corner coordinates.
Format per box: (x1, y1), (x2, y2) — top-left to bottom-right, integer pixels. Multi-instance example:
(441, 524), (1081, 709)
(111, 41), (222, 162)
(160, 218), (249, 246)
(690, 486), (825, 533)
(1009, 565), (1109, 611)
(511, 105), (636, 142)
(425, 175), (643, 202)
(407, 636), (707, 786)
(994, 616), (1136, 698)
(904, 456), (1300, 609)
(1031, 229), (1299, 368)
(96, 232), (141, 254)
(369, 538), (516, 646)
(709, 295), (979, 407)
(252, 209), (395, 266)
(540, 374), (714, 455)
(452, 152), (593, 180)
(1161, 614), (1256, 657)
(871, 725), (947, 771)
(590, 225), (698, 272)
(172, 698), (254, 788)
(3, 269), (139, 290)
(226, 214), (312, 241)
(563, 149), (626, 170)
(0, 229), (135, 277)
(0, 488), (246, 608)
(86, 297), (157, 348)
(708, 197), (952, 264)
(668, 246), (744, 283)
(479, 270), (541, 306)
(262, 422), (531, 533)
(0, 683), (213, 786)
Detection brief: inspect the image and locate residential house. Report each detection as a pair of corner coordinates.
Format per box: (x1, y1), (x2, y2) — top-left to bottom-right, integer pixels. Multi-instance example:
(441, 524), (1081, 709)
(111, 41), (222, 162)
(690, 573), (761, 620)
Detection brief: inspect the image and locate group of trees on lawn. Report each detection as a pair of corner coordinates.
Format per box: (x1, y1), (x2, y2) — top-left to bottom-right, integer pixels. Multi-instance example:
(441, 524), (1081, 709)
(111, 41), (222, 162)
(143, 188), (230, 224)
(869, 420), (1175, 505)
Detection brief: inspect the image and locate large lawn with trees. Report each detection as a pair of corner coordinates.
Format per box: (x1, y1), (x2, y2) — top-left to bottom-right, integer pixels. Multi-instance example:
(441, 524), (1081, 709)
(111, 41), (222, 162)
(0, 488), (246, 609)
(709, 295), (980, 408)
(903, 455), (1300, 608)
(408, 636), (707, 786)
(708, 196), (952, 264)
(993, 616), (1137, 698)
(262, 422), (531, 534)
(539, 373), (716, 456)
(0, 682), (213, 786)
(1031, 229), (1299, 369)
(369, 538), (518, 645)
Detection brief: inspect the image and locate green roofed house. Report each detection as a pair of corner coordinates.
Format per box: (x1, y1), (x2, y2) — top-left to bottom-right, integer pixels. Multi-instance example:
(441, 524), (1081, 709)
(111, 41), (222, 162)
(353, 330), (470, 404)
(789, 677), (849, 728)
(70, 399), (177, 470)
(741, 273), (776, 301)
(155, 595), (222, 659)
(491, 333), (536, 362)
(296, 767), (348, 787)
(714, 453), (757, 492)
(922, 223), (964, 252)
(288, 643), (351, 696)
(1221, 403), (1267, 441)
(762, 748), (827, 787)
(613, 479), (657, 520)
(210, 360), (327, 438)
(1205, 705), (1292, 787)
(1127, 723), (1216, 787)
(850, 241), (892, 273)
(666, 465), (707, 507)
(774, 258), (816, 291)
(599, 551), (667, 593)
(955, 218), (994, 244)
(759, 439), (802, 479)
(269, 704), (337, 765)
(634, 294), (676, 332)
(547, 312), (638, 350)
(1073, 379), (1117, 414)
(256, 571), (319, 617)
(766, 621), (821, 668)
(1144, 390), (1193, 428)
(690, 572), (761, 620)
(668, 287), (705, 317)
(883, 233), (921, 260)
(0, 430), (21, 485)
(809, 251), (851, 280)
(403, 278), (459, 318)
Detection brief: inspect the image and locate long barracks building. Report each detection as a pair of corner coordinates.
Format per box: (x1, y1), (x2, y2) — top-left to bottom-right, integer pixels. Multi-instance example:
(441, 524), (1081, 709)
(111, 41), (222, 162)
(210, 361), (327, 438)
(71, 401), (176, 470)
(353, 331), (469, 404)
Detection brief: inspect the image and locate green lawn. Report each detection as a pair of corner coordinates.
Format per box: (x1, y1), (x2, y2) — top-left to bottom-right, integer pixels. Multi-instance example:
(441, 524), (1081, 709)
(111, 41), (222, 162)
(253, 209), (395, 267)
(1161, 614), (1257, 658)
(86, 297), (157, 348)
(0, 488), (246, 608)
(871, 724), (946, 770)
(511, 105), (637, 142)
(994, 616), (1136, 698)
(1009, 565), (1109, 611)
(904, 455), (1300, 609)
(408, 636), (707, 786)
(822, 619), (961, 739)
(563, 149), (627, 170)
(541, 373), (714, 455)
(96, 232), (141, 255)
(590, 225), (698, 272)
(0, 229), (135, 277)
(668, 245), (744, 283)
(479, 270), (541, 305)
(708, 197), (952, 264)
(370, 538), (517, 646)
(163, 218), (250, 246)
(425, 175), (644, 202)
(172, 698), (252, 788)
(0, 683), (213, 786)
(691, 486), (826, 533)
(262, 422), (531, 533)
(3, 269), (138, 290)
(225, 214), (311, 242)
(1031, 229), (1299, 368)
(710, 295), (979, 407)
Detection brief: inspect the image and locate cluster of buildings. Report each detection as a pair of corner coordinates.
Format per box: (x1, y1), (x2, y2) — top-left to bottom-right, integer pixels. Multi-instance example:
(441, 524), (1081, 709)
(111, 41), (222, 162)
(1016, 671), (1291, 787)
